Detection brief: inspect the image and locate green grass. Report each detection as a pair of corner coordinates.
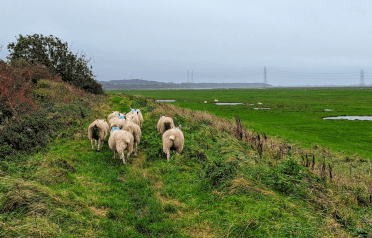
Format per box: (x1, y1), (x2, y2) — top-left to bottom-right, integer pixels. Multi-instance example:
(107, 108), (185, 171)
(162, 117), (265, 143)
(1, 92), (372, 237)
(116, 88), (372, 159)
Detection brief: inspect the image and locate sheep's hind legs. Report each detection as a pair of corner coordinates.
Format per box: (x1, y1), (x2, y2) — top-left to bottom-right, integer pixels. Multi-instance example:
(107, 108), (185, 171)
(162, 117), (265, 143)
(126, 153), (131, 163)
(96, 139), (103, 152)
(167, 152), (170, 162)
(134, 143), (138, 157)
(121, 153), (127, 164)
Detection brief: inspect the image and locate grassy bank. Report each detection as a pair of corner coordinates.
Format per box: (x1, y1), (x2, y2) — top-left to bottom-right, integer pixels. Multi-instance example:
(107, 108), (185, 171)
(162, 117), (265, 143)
(1, 93), (371, 237)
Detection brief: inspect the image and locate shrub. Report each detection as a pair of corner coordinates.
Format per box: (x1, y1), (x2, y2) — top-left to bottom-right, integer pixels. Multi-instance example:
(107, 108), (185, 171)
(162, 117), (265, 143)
(7, 34), (103, 94)
(262, 159), (311, 198)
(0, 60), (36, 122)
(202, 156), (238, 189)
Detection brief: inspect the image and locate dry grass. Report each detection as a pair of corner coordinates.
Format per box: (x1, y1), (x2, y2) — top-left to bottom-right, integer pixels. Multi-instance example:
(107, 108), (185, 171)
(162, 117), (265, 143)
(89, 206), (109, 217)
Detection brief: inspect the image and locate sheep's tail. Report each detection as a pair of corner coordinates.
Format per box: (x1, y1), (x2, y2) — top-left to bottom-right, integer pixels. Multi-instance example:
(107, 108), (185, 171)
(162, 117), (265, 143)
(169, 135), (175, 141)
(92, 125), (100, 140)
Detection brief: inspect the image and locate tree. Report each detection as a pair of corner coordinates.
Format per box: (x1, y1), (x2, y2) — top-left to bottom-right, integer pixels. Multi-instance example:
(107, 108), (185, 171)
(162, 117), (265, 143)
(7, 34), (103, 94)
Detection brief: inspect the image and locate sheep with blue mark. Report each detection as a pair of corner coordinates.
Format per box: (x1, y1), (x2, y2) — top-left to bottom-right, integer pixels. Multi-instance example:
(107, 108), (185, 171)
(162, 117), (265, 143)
(110, 114), (126, 129)
(126, 108), (141, 127)
(162, 125), (184, 162)
(109, 112), (126, 127)
(108, 127), (134, 164)
(108, 111), (120, 121)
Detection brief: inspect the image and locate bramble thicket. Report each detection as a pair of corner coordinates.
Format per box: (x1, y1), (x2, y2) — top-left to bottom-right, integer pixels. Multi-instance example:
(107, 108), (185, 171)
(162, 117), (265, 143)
(0, 35), (105, 159)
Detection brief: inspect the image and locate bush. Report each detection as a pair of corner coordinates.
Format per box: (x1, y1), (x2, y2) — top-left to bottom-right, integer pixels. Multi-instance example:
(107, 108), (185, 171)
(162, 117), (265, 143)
(202, 156), (238, 189)
(262, 159), (311, 198)
(7, 34), (103, 94)
(0, 60), (36, 122)
(0, 111), (51, 159)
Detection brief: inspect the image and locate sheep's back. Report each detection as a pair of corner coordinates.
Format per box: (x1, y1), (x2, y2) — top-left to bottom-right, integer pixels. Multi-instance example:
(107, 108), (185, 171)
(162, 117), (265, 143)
(108, 130), (120, 150)
(108, 111), (120, 121)
(123, 122), (141, 143)
(110, 118), (126, 129)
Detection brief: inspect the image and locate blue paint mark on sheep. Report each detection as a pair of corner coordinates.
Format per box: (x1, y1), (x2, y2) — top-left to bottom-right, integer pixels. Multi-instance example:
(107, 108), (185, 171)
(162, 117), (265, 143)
(119, 115), (125, 119)
(131, 109), (135, 112)
(111, 127), (120, 132)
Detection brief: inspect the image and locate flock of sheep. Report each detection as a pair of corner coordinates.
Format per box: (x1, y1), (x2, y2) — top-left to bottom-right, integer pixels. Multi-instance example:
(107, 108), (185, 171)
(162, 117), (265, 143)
(87, 109), (184, 163)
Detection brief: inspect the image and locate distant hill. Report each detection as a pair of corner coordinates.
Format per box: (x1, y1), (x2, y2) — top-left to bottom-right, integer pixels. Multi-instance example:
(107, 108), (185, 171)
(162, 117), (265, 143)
(100, 79), (271, 90)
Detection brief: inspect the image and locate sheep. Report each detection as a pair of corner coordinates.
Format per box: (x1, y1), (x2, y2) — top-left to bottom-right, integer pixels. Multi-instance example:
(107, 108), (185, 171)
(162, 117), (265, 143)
(88, 119), (109, 151)
(110, 117), (126, 130)
(135, 109), (144, 127)
(108, 111), (120, 121)
(157, 116), (175, 135)
(108, 114), (125, 128)
(108, 127), (134, 164)
(214, 99), (218, 103)
(126, 114), (141, 127)
(122, 120), (141, 157)
(162, 125), (184, 162)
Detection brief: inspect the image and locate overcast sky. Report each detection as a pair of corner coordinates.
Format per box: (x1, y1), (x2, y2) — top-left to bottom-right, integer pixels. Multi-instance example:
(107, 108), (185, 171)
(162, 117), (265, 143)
(1, 0), (372, 86)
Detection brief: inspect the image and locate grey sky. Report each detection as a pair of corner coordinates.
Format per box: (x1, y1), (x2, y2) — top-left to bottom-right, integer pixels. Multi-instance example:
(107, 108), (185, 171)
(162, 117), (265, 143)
(1, 0), (372, 86)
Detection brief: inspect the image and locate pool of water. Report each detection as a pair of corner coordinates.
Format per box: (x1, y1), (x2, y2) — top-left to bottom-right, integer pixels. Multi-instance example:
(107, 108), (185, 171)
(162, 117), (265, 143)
(323, 116), (372, 121)
(156, 100), (177, 102)
(215, 103), (244, 105)
(254, 108), (271, 110)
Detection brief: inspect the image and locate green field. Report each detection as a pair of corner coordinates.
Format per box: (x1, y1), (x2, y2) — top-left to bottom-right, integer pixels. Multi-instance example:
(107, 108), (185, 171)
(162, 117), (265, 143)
(115, 88), (372, 159)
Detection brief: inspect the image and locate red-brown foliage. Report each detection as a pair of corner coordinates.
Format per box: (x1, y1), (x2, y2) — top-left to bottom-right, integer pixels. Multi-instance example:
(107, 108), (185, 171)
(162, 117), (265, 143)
(0, 60), (59, 120)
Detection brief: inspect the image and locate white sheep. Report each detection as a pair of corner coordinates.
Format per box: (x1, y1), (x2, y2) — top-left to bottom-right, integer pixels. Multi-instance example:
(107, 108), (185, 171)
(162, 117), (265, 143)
(88, 119), (109, 151)
(108, 111), (120, 121)
(126, 114), (141, 127)
(162, 125), (184, 162)
(122, 120), (141, 157)
(157, 116), (175, 135)
(125, 109), (136, 118)
(110, 116), (126, 130)
(108, 114), (125, 128)
(135, 109), (144, 127)
(108, 127), (134, 164)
